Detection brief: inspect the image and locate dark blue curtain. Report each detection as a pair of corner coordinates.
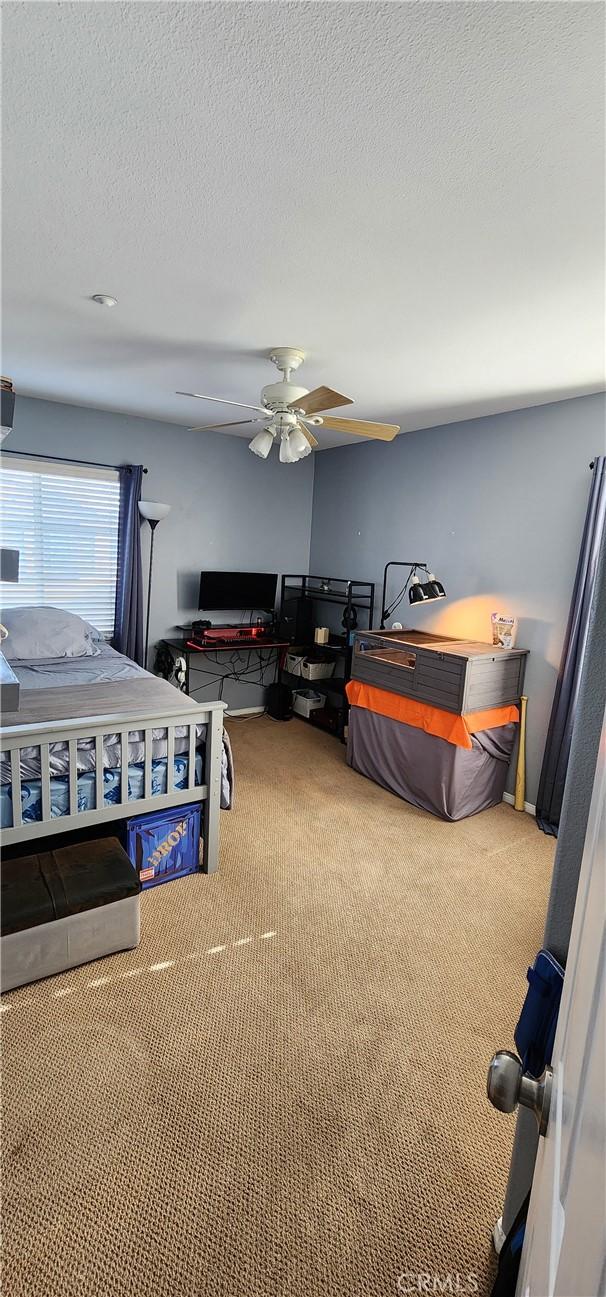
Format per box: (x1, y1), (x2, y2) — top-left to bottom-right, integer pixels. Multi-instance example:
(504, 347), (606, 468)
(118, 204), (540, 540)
(113, 465), (144, 666)
(536, 456), (606, 835)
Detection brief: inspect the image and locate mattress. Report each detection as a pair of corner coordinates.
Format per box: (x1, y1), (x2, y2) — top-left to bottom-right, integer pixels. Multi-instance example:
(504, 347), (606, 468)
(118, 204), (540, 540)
(1, 752), (204, 829)
(1, 644), (233, 819)
(1, 726), (206, 781)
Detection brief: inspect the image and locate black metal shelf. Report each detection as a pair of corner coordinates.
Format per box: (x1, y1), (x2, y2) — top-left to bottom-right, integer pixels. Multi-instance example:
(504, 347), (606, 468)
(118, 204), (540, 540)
(293, 710), (341, 737)
(282, 585), (373, 608)
(279, 573), (375, 741)
(289, 640), (346, 655)
(281, 670), (347, 695)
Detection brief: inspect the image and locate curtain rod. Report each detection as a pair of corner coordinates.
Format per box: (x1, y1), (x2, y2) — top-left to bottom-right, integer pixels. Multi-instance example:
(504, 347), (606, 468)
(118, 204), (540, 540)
(0, 449), (148, 473)
(3, 445), (595, 474)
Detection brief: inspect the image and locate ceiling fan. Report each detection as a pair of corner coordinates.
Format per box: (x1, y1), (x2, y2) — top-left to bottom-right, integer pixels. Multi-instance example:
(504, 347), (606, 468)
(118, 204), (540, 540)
(177, 348), (400, 463)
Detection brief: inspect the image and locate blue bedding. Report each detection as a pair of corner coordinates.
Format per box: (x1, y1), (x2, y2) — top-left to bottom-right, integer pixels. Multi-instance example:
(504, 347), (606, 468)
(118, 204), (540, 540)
(1, 751), (203, 829)
(1, 643), (234, 826)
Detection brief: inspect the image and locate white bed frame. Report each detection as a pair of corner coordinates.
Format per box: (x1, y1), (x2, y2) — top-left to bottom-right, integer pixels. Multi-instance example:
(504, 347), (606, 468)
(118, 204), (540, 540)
(1, 699), (226, 874)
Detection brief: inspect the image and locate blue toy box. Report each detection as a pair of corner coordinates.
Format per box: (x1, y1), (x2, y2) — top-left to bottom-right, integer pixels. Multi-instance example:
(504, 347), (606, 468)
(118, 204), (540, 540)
(125, 802), (201, 889)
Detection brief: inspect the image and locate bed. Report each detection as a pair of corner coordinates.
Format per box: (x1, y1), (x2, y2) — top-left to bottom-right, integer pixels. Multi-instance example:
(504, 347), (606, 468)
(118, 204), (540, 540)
(1, 638), (233, 874)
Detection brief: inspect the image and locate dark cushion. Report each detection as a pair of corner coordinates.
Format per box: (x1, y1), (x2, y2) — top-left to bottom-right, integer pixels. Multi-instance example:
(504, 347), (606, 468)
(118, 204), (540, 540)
(1, 837), (140, 936)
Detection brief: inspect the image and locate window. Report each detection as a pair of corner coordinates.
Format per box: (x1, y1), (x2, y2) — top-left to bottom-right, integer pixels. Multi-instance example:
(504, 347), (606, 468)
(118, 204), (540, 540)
(0, 457), (120, 638)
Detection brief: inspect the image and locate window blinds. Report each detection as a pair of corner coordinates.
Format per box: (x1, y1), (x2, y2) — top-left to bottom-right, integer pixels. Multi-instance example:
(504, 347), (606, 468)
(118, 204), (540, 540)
(0, 457), (120, 637)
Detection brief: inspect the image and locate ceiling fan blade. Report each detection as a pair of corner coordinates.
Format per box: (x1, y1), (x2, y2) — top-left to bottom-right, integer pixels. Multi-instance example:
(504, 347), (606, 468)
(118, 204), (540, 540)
(320, 416), (400, 441)
(188, 418), (264, 432)
(289, 386), (353, 416)
(177, 391), (268, 414)
(298, 421), (319, 449)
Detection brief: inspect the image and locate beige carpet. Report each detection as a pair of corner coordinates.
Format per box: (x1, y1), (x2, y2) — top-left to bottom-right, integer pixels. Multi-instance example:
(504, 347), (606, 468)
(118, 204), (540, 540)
(1, 717), (555, 1297)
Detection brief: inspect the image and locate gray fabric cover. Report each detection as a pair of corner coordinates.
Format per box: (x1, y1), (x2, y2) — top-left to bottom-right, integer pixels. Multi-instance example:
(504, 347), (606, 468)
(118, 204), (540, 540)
(9, 640), (148, 685)
(1, 895), (140, 992)
(347, 705), (516, 821)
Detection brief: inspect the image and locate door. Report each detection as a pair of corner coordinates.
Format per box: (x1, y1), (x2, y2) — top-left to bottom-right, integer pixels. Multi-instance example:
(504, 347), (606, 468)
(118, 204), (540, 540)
(516, 707), (606, 1296)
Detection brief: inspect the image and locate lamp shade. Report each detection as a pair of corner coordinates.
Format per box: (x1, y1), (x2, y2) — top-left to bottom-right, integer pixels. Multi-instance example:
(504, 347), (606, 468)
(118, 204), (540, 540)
(279, 434), (297, 464)
(138, 500), (171, 522)
(409, 576), (428, 605)
(421, 573), (446, 600)
(249, 429), (274, 459)
(289, 425), (312, 458)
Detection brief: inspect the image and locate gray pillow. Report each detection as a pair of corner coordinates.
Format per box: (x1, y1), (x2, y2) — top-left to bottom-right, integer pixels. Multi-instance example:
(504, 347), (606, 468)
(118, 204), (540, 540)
(82, 619), (104, 642)
(1, 607), (101, 661)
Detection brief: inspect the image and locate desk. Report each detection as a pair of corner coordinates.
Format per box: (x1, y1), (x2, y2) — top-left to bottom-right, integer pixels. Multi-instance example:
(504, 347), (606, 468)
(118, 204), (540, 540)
(156, 638), (289, 708)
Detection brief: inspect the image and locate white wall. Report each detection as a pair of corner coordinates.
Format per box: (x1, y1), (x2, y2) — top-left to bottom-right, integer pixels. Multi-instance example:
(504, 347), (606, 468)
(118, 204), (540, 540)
(310, 393), (606, 804)
(6, 395), (314, 709)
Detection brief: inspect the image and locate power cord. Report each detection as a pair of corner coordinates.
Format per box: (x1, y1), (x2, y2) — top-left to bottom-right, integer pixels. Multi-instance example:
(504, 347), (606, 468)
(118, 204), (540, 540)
(187, 646), (278, 702)
(383, 569), (415, 622)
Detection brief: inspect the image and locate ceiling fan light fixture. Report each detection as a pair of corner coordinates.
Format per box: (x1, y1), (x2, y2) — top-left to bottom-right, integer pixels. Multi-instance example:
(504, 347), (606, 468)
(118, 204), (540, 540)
(289, 425), (312, 458)
(249, 428), (274, 459)
(177, 350), (398, 461)
(279, 433), (298, 464)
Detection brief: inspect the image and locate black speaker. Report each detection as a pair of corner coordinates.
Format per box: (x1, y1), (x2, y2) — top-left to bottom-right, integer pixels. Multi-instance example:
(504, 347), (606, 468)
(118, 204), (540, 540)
(1, 379), (15, 438)
(191, 620), (212, 643)
(266, 682), (293, 721)
(278, 596), (314, 645)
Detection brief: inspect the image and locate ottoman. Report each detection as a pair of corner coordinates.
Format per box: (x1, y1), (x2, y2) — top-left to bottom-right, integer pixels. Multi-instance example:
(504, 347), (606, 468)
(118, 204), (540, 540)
(1, 837), (140, 992)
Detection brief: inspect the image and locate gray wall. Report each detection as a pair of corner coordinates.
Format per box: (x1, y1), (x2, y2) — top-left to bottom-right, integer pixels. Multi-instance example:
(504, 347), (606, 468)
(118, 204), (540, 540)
(6, 395), (314, 710)
(5, 392), (604, 767)
(310, 393), (606, 804)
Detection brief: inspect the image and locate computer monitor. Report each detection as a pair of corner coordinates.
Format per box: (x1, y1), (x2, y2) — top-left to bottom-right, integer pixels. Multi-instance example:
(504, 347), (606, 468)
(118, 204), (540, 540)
(198, 571), (278, 612)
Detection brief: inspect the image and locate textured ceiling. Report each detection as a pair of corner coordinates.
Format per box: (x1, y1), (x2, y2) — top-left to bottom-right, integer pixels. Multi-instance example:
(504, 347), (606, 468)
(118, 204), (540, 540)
(3, 2), (604, 448)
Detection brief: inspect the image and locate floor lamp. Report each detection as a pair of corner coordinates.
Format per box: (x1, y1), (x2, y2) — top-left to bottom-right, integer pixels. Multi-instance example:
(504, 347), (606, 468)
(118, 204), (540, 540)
(138, 500), (171, 667)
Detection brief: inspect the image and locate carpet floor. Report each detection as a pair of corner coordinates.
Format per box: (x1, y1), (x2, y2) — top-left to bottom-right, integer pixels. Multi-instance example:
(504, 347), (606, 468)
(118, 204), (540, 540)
(1, 716), (555, 1297)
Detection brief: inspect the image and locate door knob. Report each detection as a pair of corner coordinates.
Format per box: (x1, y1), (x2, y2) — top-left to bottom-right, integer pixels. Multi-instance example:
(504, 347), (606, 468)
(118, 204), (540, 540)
(487, 1050), (553, 1136)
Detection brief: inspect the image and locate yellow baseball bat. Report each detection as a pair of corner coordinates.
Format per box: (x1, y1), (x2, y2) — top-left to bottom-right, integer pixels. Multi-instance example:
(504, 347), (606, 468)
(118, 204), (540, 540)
(514, 695), (528, 811)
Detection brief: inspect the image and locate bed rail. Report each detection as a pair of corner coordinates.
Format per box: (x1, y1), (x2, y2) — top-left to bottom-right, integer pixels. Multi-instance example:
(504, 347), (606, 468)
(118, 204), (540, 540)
(1, 700), (226, 873)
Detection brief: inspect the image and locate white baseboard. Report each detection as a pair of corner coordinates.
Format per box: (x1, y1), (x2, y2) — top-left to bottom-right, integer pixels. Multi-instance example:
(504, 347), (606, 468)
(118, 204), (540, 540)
(224, 706), (266, 718)
(502, 791), (536, 816)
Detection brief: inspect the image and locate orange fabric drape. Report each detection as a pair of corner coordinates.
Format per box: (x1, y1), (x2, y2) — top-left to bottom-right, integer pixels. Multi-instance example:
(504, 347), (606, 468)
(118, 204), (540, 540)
(345, 680), (519, 750)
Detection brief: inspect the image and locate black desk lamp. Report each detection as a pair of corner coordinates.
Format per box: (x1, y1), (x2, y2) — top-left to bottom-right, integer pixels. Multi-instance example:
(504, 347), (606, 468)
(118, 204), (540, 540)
(138, 500), (171, 666)
(380, 561), (447, 628)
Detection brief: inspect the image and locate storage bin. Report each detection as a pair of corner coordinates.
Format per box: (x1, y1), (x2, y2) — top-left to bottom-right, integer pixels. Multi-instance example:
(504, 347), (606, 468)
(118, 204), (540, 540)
(1, 838), (140, 992)
(309, 705), (341, 735)
(285, 652), (306, 677)
(301, 658), (335, 681)
(125, 802), (201, 889)
(293, 689), (324, 718)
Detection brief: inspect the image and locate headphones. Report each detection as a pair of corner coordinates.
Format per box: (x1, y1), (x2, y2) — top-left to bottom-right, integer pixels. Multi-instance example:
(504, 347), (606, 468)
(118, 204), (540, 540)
(173, 655), (187, 689)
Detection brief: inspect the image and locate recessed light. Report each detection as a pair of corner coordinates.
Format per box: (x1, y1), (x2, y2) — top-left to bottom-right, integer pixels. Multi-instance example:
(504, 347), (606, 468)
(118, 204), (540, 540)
(91, 294), (118, 307)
